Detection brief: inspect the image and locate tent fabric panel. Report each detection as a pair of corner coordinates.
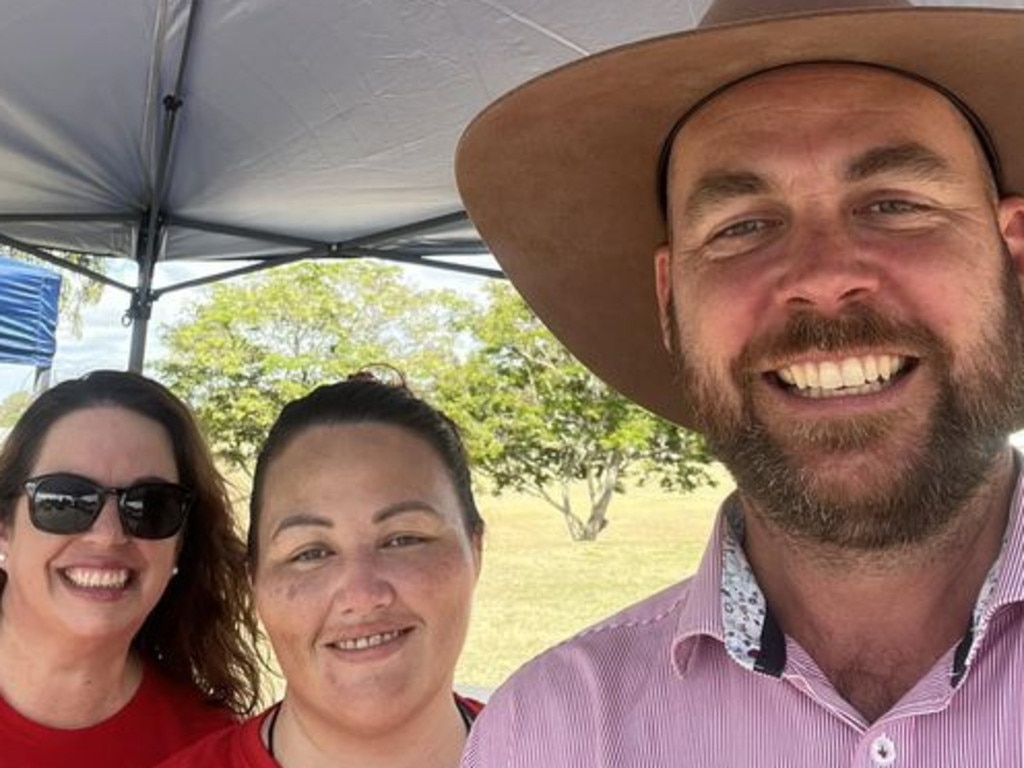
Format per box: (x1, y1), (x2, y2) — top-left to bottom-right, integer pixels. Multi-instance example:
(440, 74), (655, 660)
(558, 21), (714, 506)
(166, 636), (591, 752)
(0, 220), (137, 261)
(0, 0), (709, 263)
(0, 0), (186, 217)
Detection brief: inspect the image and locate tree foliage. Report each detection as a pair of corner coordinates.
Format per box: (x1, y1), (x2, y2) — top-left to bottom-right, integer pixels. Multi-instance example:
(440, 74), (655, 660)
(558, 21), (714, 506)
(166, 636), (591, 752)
(157, 266), (714, 541)
(0, 389), (31, 427)
(436, 283), (714, 541)
(157, 260), (472, 471)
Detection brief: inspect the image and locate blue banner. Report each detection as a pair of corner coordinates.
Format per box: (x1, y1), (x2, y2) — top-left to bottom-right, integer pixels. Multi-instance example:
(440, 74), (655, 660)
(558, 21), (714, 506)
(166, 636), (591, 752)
(0, 256), (61, 367)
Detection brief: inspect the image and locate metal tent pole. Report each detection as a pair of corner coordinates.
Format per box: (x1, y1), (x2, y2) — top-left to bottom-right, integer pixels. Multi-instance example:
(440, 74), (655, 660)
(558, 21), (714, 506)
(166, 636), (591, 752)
(126, 250), (156, 373)
(126, 0), (201, 372)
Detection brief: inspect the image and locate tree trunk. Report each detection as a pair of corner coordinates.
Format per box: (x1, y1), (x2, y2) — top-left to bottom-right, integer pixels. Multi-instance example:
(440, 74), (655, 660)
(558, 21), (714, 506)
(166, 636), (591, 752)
(557, 483), (589, 541)
(552, 453), (625, 541)
(577, 453), (622, 540)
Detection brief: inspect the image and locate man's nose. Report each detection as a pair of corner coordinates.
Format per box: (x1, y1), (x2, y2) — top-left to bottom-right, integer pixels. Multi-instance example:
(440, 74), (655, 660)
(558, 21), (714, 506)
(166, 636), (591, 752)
(773, 222), (880, 313)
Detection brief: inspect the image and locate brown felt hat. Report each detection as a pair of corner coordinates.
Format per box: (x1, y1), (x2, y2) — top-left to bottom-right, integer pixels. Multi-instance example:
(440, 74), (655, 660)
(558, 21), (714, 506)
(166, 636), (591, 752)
(455, 0), (1024, 429)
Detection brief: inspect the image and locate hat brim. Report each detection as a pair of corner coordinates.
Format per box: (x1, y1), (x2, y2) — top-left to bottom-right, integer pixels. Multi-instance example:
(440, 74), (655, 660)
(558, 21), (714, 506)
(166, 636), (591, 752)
(456, 7), (1024, 429)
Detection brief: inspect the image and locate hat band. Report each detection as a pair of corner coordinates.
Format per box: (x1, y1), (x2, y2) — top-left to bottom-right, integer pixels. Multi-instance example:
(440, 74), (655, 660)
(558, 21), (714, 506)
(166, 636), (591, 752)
(655, 60), (1004, 220)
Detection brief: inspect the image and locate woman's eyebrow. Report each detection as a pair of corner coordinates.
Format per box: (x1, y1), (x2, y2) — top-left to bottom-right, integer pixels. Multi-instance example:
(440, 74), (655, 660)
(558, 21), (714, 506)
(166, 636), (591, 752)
(271, 512), (333, 541)
(373, 500), (442, 524)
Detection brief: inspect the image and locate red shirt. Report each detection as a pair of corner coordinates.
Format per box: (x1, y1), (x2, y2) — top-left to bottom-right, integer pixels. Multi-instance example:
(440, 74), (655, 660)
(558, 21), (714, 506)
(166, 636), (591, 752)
(157, 694), (485, 768)
(0, 664), (235, 768)
(155, 709), (276, 768)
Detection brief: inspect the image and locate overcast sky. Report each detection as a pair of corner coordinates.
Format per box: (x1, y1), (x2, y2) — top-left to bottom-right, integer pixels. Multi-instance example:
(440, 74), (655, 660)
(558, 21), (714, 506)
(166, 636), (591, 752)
(0, 257), (492, 401)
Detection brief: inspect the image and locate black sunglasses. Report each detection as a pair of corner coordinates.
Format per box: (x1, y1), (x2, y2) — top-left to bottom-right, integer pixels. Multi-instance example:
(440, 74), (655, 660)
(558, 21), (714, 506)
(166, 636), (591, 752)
(23, 472), (192, 540)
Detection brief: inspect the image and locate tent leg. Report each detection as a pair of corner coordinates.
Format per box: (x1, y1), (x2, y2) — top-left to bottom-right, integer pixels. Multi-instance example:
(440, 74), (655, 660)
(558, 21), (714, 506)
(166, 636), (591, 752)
(127, 256), (156, 373)
(34, 366), (51, 393)
(127, 302), (151, 373)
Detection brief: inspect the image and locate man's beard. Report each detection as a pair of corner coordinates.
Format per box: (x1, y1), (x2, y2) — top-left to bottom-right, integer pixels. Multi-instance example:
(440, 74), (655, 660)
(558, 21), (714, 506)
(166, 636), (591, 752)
(670, 252), (1024, 551)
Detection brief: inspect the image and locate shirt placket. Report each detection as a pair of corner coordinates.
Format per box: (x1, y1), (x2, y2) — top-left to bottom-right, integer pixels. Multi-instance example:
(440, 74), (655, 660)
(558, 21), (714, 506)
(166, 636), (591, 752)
(853, 720), (912, 768)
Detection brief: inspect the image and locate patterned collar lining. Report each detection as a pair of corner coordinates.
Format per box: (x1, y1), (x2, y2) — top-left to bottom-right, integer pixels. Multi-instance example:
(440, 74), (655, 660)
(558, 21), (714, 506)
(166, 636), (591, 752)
(719, 496), (783, 675)
(717, 487), (1009, 684)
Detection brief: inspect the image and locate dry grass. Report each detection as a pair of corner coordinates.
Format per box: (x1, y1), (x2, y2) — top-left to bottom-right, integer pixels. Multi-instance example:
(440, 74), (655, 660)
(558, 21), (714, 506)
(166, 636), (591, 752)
(457, 466), (733, 690)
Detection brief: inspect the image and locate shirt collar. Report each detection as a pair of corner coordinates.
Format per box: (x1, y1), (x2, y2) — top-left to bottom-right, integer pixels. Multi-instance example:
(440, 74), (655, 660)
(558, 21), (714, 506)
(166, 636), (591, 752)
(956, 449), (1024, 681)
(672, 452), (1024, 685)
(672, 491), (772, 676)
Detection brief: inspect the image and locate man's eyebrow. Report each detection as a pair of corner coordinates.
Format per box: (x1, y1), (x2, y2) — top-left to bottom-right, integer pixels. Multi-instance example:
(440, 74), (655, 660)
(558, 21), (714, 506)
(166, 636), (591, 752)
(844, 142), (955, 184)
(681, 171), (771, 229)
(674, 143), (960, 231)
(271, 512), (333, 541)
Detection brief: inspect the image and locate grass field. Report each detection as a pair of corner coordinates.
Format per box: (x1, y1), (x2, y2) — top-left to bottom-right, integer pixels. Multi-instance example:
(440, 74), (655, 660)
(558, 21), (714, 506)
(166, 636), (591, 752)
(456, 466), (733, 690)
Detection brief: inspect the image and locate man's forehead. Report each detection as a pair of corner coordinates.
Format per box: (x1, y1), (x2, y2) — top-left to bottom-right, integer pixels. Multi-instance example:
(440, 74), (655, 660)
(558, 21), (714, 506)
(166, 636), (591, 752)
(666, 62), (993, 193)
(678, 63), (951, 146)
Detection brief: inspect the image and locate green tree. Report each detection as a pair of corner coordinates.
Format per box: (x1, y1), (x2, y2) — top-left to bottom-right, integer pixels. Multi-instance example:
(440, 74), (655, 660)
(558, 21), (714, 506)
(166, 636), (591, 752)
(437, 283), (714, 541)
(0, 389), (31, 427)
(157, 260), (472, 472)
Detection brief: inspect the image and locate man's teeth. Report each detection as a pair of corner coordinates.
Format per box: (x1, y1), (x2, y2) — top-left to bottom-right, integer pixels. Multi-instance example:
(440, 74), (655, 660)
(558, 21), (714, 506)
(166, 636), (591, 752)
(776, 355), (907, 398)
(63, 567), (130, 589)
(332, 630), (403, 651)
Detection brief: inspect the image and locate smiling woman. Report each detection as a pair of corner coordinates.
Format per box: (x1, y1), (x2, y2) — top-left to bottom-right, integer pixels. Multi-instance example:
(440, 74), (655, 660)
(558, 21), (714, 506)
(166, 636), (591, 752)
(0, 370), (264, 768)
(156, 370), (485, 768)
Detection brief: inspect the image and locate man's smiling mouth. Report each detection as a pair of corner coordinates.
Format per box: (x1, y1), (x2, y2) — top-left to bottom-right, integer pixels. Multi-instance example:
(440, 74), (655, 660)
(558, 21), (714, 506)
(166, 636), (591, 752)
(773, 354), (913, 398)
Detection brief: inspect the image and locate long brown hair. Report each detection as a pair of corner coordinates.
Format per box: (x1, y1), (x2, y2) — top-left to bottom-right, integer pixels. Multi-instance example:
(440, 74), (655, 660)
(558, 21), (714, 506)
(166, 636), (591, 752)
(0, 370), (263, 715)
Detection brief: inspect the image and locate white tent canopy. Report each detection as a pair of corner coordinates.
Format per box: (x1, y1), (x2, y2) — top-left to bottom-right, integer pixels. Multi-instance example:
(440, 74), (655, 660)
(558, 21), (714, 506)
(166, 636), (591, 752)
(0, 0), (1019, 367)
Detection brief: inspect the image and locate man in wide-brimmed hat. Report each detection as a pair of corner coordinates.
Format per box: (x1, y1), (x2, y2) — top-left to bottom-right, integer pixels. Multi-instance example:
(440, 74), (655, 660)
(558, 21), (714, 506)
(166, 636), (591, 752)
(456, 0), (1024, 765)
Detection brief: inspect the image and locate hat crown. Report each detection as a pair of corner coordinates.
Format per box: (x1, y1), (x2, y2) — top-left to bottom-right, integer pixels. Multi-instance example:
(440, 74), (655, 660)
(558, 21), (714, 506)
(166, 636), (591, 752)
(700, 0), (911, 27)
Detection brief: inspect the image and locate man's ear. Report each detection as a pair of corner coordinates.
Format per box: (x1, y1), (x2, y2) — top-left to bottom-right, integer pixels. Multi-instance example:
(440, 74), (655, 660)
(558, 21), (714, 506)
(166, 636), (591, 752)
(998, 195), (1024, 277)
(654, 244), (674, 353)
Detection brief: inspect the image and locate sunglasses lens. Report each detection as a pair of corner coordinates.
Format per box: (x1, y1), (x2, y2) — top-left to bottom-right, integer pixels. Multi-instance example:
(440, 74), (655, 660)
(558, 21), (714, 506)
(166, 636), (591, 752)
(119, 484), (190, 539)
(28, 475), (102, 534)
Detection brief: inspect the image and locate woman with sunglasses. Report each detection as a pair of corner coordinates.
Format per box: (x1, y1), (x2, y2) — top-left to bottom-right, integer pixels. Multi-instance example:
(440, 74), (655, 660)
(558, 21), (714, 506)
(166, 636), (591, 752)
(157, 370), (484, 768)
(0, 370), (264, 767)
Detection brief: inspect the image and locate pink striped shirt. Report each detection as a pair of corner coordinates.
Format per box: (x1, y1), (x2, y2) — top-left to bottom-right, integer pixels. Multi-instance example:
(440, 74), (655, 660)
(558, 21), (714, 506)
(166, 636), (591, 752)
(462, 466), (1024, 767)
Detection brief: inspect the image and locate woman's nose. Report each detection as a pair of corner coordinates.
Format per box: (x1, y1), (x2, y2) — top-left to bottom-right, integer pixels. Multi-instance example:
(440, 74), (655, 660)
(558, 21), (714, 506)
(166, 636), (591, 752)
(335, 552), (395, 615)
(82, 495), (130, 544)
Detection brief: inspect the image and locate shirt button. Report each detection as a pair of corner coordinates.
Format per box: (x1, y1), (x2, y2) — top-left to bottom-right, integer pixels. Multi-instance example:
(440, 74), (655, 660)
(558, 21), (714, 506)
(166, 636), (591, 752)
(870, 735), (897, 767)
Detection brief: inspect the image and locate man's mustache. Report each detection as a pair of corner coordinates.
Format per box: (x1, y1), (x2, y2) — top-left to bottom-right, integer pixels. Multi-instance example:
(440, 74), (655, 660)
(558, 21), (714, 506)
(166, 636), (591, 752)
(740, 305), (942, 367)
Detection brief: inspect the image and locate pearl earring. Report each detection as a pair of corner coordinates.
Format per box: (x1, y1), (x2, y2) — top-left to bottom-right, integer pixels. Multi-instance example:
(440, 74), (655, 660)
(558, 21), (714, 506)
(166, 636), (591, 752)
(0, 551), (7, 564)
(171, 566), (179, 576)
